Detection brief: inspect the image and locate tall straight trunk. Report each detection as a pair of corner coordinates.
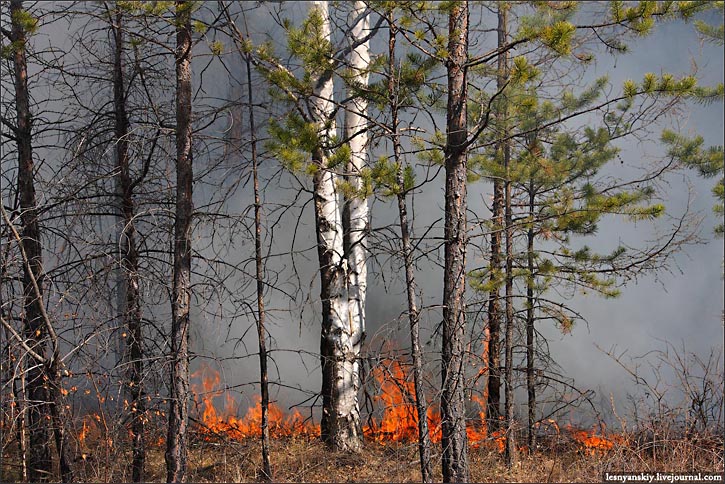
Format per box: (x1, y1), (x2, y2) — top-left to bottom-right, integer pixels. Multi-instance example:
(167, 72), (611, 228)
(246, 52), (272, 480)
(501, 7), (518, 468)
(503, 136), (517, 468)
(10, 1), (51, 480)
(340, 0), (369, 452)
(310, 1), (361, 453)
(441, 2), (470, 482)
(526, 180), (536, 451)
(112, 10), (145, 481)
(166, 1), (192, 481)
(486, 179), (502, 429)
(387, 10), (432, 482)
(486, 7), (506, 426)
(504, 143), (517, 467)
(491, 3), (517, 468)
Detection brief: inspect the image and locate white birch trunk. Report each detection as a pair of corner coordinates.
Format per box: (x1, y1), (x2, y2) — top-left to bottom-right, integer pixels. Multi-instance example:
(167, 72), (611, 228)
(309, 0), (361, 451)
(339, 0), (370, 450)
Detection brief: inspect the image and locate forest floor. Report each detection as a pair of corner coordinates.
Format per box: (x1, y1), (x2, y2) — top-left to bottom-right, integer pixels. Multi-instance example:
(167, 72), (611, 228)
(4, 431), (722, 483)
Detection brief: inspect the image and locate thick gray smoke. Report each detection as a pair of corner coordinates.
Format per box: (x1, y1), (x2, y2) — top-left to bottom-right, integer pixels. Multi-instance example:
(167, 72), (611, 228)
(7, 2), (721, 425)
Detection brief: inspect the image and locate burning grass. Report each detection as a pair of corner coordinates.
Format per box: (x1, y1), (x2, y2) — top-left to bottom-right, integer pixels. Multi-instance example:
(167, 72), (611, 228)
(45, 429), (723, 483)
(2, 360), (722, 482)
(2, 405), (723, 482)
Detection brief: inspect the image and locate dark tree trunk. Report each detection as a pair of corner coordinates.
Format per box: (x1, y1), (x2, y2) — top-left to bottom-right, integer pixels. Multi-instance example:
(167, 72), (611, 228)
(166, 2), (192, 482)
(503, 132), (517, 468)
(486, 145), (503, 427)
(492, 3), (517, 468)
(388, 11), (432, 481)
(441, 2), (470, 482)
(501, 7), (518, 467)
(526, 180), (536, 452)
(486, 1), (509, 433)
(10, 1), (51, 480)
(112, 9), (145, 481)
(246, 51), (272, 481)
(486, 175), (502, 427)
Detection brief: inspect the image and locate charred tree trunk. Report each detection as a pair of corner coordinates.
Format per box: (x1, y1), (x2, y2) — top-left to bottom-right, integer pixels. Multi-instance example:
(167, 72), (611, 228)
(9, 1), (51, 480)
(487, 1), (511, 432)
(166, 2), (192, 482)
(526, 179), (536, 452)
(503, 133), (517, 469)
(387, 11), (433, 482)
(111, 9), (145, 481)
(441, 2), (470, 482)
(492, 3), (517, 468)
(245, 50), (272, 481)
(0, 202), (73, 482)
(486, 176), (502, 427)
(501, 7), (517, 468)
(486, 150), (503, 422)
(311, 1), (362, 453)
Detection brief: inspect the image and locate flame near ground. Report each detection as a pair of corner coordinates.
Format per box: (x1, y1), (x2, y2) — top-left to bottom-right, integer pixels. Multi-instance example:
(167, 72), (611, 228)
(183, 362), (620, 455)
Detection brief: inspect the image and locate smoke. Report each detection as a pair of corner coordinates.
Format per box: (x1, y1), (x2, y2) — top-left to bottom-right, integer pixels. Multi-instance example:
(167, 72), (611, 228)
(5, 2), (721, 427)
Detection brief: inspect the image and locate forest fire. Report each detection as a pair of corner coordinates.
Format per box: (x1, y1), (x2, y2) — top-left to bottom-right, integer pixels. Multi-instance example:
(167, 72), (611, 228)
(191, 364), (318, 440)
(190, 362), (509, 450)
(568, 425), (625, 455)
(69, 363), (623, 458)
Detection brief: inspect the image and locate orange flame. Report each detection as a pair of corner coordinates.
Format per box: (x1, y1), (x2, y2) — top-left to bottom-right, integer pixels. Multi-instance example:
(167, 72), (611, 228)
(191, 364), (318, 441)
(189, 361), (509, 449)
(78, 414), (99, 447)
(567, 425), (624, 455)
(189, 361), (622, 457)
(361, 360), (442, 445)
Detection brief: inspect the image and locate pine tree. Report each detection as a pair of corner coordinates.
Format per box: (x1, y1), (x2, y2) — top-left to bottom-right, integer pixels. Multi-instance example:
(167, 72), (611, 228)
(166, 1), (194, 481)
(441, 2), (471, 481)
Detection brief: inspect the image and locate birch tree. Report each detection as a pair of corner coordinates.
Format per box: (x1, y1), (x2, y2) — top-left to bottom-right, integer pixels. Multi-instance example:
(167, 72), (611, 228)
(302, 1), (362, 452)
(255, 1), (378, 451)
(340, 0), (370, 454)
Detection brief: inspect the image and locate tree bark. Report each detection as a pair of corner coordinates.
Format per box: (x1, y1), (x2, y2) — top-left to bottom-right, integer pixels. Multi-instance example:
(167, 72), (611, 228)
(526, 179), (536, 452)
(500, 4), (518, 467)
(340, 0), (369, 453)
(311, 0), (362, 453)
(486, 178), (502, 427)
(10, 1), (52, 480)
(166, 2), (193, 481)
(246, 47), (272, 480)
(387, 9), (433, 481)
(441, 2), (470, 482)
(111, 8), (145, 481)
(486, 13), (505, 425)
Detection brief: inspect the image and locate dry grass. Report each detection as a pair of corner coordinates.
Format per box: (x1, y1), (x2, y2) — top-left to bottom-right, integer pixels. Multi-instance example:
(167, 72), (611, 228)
(4, 430), (721, 483)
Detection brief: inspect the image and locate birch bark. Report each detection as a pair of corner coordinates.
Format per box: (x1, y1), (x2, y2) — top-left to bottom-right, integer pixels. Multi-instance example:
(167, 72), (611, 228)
(311, 0), (362, 452)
